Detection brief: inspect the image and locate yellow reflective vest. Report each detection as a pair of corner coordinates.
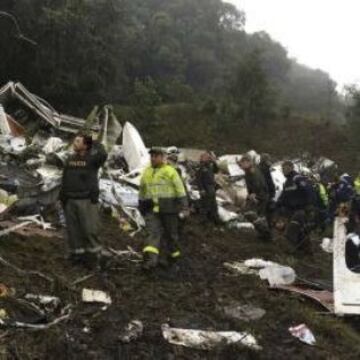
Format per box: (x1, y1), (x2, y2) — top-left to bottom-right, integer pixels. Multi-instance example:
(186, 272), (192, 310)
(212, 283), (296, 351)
(319, 183), (329, 207)
(139, 164), (187, 214)
(355, 176), (360, 195)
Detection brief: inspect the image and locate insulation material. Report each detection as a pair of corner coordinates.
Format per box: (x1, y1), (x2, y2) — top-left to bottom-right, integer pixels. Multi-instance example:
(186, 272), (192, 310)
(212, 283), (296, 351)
(122, 122), (149, 172)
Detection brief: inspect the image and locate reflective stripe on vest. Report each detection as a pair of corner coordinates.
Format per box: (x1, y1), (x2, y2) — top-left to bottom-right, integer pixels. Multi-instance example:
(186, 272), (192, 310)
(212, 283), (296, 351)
(355, 177), (360, 195)
(171, 250), (181, 258)
(143, 246), (159, 255)
(139, 164), (186, 212)
(319, 184), (329, 206)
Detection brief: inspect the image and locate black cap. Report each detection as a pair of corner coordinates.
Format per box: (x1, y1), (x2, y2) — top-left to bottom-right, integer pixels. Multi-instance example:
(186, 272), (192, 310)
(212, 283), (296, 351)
(149, 147), (165, 155)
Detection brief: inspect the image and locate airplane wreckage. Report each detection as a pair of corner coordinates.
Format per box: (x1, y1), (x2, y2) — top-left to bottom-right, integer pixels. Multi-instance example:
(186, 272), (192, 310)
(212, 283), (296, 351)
(0, 81), (358, 316)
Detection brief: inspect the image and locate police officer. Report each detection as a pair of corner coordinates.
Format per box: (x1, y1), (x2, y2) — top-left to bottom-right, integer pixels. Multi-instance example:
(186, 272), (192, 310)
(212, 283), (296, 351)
(310, 174), (329, 233)
(277, 161), (315, 250)
(139, 148), (188, 270)
(239, 154), (271, 240)
(60, 133), (108, 266)
(196, 152), (220, 225)
(259, 153), (276, 200)
(328, 174), (354, 220)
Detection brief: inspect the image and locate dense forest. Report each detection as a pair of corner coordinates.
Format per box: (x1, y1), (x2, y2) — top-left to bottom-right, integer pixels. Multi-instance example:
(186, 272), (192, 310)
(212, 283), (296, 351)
(2, 0), (360, 160)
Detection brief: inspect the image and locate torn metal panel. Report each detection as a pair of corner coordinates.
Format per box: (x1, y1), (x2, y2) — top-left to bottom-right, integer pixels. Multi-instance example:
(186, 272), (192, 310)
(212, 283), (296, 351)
(0, 82), (98, 134)
(0, 105), (11, 135)
(333, 216), (360, 315)
(99, 179), (139, 208)
(272, 285), (334, 313)
(6, 114), (25, 137)
(98, 107), (122, 152)
(122, 122), (149, 172)
(0, 164), (42, 196)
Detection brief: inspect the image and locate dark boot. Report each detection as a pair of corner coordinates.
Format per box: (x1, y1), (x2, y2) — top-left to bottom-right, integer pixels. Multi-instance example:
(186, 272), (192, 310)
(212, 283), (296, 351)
(142, 253), (159, 270)
(98, 249), (114, 270)
(81, 252), (98, 270)
(254, 217), (272, 241)
(68, 253), (84, 266)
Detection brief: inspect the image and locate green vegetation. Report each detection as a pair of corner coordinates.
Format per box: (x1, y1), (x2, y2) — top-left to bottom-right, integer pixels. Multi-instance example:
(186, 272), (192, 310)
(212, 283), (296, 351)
(0, 1), (340, 120)
(2, 0), (360, 164)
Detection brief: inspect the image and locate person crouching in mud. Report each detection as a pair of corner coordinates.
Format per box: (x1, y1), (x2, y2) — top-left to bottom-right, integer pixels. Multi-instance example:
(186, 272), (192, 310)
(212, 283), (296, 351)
(59, 133), (108, 268)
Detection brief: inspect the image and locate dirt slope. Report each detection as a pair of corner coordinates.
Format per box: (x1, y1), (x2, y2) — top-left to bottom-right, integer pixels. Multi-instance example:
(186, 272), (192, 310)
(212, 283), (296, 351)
(0, 215), (360, 360)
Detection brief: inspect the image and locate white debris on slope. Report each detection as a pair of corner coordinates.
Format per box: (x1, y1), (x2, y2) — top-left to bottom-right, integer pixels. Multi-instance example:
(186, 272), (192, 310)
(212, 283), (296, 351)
(225, 258), (296, 287)
(161, 324), (262, 350)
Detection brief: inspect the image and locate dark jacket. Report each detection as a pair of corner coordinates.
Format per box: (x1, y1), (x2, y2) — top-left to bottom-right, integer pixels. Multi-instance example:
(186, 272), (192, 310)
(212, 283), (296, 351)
(244, 167), (269, 204)
(278, 171), (314, 211)
(259, 161), (276, 199)
(196, 161), (218, 196)
(329, 176), (354, 205)
(60, 143), (107, 203)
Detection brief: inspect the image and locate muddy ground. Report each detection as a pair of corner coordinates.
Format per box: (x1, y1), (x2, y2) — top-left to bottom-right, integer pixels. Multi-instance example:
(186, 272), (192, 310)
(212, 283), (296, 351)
(0, 214), (360, 360)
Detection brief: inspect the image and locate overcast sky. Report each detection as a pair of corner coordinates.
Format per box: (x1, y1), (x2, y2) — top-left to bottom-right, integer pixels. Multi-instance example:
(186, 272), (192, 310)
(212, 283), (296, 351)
(229, 0), (359, 88)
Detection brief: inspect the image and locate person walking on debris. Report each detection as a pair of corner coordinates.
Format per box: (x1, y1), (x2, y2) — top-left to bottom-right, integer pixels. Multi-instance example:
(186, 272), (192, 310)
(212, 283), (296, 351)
(277, 161), (316, 251)
(59, 133), (108, 266)
(239, 155), (272, 241)
(139, 148), (188, 270)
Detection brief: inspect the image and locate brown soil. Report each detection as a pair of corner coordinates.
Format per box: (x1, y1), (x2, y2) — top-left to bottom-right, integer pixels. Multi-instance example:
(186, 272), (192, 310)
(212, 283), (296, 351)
(0, 215), (359, 360)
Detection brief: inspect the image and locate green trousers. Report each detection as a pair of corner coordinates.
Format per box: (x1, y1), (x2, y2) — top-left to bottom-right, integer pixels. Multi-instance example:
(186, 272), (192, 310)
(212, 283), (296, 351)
(64, 199), (102, 255)
(143, 213), (181, 262)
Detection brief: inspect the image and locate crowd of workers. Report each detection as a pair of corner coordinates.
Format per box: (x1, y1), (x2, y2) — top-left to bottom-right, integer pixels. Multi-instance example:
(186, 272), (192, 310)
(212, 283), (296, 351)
(58, 133), (360, 271)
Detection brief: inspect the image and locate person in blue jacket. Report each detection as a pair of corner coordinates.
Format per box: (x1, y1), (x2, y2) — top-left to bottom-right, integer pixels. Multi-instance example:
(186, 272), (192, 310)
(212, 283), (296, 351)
(277, 161), (317, 251)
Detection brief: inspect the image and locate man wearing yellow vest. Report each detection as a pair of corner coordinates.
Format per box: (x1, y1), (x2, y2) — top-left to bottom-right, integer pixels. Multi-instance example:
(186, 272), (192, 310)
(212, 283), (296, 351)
(355, 173), (360, 195)
(139, 148), (188, 270)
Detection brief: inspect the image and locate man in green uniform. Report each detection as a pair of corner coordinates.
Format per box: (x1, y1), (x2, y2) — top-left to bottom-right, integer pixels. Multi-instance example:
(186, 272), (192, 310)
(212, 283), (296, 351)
(139, 148), (188, 270)
(196, 152), (221, 225)
(60, 133), (108, 266)
(239, 155), (272, 240)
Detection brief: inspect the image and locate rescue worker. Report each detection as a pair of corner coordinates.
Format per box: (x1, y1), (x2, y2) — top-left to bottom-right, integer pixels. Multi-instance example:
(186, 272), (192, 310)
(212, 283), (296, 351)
(60, 133), (108, 266)
(349, 173), (360, 234)
(239, 155), (271, 240)
(139, 148), (188, 270)
(277, 161), (315, 250)
(166, 147), (188, 241)
(196, 152), (221, 224)
(310, 174), (329, 232)
(259, 153), (276, 228)
(166, 147), (183, 178)
(355, 172), (360, 196)
(328, 173), (354, 220)
(259, 153), (276, 200)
